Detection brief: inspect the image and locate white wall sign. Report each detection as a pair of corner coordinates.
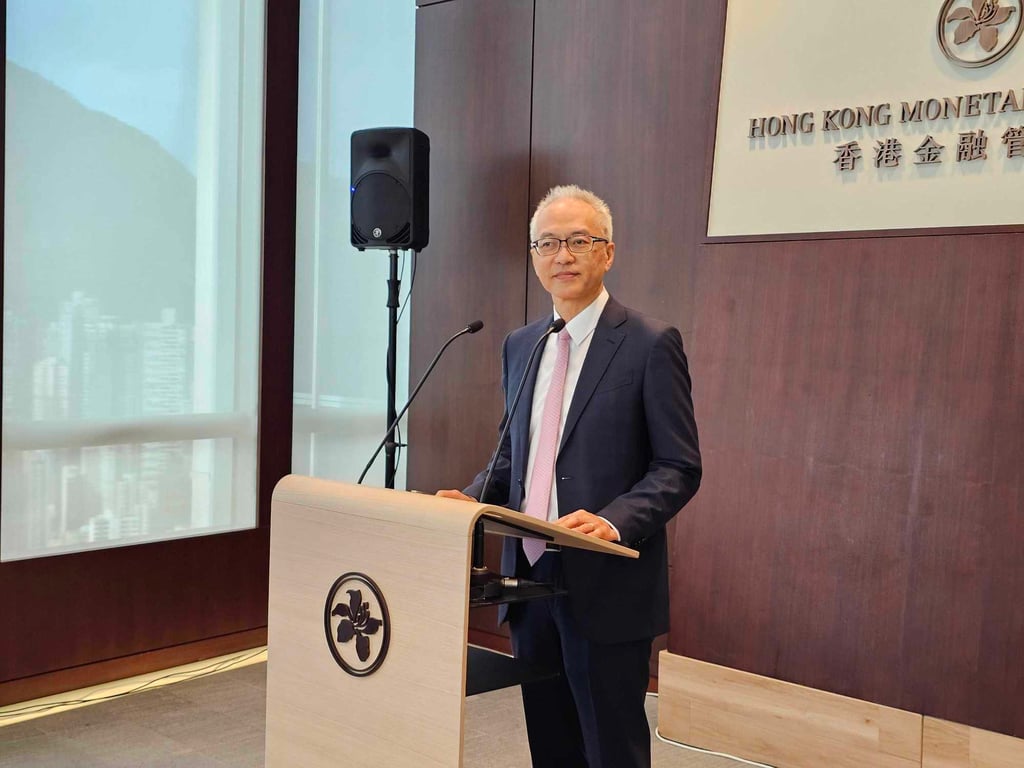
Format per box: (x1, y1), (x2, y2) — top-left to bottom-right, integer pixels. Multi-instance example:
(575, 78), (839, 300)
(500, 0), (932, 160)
(707, 0), (1024, 237)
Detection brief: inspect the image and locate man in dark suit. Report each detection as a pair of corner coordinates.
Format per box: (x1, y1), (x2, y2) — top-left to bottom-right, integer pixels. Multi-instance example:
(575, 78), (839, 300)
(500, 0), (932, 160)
(438, 185), (700, 768)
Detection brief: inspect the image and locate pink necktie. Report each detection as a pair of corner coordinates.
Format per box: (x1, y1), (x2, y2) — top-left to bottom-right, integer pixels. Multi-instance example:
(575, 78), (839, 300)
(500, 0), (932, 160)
(522, 329), (571, 565)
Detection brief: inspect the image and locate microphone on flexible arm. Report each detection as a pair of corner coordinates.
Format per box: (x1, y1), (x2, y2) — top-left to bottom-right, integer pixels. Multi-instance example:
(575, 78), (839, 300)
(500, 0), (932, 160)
(471, 317), (566, 594)
(357, 320), (484, 485)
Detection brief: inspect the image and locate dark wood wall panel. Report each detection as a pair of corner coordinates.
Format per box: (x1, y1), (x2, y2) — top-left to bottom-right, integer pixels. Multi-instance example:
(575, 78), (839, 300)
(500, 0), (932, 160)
(410, 0), (535, 640)
(527, 0), (702, 328)
(409, 0), (534, 493)
(412, 0), (1024, 736)
(675, 240), (1024, 736)
(669, 0), (1023, 737)
(526, 0), (708, 664)
(0, 531), (269, 684)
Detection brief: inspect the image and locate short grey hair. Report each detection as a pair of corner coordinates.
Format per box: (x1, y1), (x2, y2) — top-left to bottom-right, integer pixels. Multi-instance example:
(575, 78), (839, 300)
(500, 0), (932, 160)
(530, 185), (613, 241)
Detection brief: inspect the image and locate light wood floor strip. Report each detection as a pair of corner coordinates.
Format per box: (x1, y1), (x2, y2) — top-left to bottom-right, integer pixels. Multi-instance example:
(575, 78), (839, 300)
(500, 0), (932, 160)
(658, 652), (922, 768)
(923, 717), (1024, 768)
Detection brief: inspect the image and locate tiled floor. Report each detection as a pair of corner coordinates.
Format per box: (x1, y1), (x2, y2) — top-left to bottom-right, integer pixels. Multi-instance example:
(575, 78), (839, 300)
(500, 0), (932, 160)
(0, 663), (746, 767)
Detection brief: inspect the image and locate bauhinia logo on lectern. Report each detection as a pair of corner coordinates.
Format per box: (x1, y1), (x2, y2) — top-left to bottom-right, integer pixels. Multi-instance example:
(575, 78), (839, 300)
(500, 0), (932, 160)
(324, 572), (391, 676)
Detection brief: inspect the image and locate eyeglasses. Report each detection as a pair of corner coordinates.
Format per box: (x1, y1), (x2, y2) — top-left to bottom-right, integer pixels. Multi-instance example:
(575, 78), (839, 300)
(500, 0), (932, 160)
(530, 234), (609, 258)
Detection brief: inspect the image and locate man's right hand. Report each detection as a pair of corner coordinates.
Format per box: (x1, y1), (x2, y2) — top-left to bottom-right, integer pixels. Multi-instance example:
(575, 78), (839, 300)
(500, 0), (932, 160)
(435, 489), (476, 502)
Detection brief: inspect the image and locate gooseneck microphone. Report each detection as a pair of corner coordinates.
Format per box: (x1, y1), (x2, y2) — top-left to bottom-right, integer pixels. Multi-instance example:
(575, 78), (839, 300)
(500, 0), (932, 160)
(357, 320), (484, 484)
(473, 317), (565, 573)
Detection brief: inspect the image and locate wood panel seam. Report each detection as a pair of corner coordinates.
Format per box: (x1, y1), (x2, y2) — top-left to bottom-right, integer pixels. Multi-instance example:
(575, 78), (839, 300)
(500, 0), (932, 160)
(524, 0), (537, 327)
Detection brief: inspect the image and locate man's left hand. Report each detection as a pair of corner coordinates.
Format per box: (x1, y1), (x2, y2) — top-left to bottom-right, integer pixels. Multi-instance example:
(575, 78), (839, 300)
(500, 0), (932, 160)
(556, 510), (618, 541)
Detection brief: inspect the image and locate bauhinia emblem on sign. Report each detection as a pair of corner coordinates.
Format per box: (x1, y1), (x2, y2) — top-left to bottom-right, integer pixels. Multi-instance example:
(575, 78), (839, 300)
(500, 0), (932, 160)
(324, 572), (391, 677)
(938, 0), (1023, 68)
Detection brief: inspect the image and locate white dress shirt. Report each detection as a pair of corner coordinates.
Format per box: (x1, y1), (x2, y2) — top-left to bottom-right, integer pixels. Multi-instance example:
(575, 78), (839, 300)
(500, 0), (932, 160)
(522, 288), (620, 539)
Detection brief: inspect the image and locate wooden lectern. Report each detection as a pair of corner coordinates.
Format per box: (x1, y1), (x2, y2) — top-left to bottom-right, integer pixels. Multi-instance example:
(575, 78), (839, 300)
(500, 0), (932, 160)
(265, 474), (636, 767)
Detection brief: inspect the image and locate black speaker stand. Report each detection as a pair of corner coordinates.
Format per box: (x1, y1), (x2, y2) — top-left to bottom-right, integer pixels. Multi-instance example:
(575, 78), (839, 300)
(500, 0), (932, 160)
(384, 248), (400, 489)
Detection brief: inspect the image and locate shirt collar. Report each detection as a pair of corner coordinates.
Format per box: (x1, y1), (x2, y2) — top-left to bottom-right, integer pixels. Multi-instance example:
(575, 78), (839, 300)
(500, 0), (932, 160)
(553, 287), (609, 346)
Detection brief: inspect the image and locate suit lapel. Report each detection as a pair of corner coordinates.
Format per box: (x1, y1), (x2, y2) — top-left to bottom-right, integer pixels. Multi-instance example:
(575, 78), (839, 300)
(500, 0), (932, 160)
(559, 298), (627, 453)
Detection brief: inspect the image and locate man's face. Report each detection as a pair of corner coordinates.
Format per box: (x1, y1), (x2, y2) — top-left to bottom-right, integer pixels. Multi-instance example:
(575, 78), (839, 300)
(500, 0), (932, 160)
(530, 197), (614, 315)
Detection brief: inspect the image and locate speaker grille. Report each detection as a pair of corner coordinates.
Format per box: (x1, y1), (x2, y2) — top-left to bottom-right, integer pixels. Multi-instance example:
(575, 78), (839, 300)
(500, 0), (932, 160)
(351, 172), (412, 246)
(391, 223), (411, 243)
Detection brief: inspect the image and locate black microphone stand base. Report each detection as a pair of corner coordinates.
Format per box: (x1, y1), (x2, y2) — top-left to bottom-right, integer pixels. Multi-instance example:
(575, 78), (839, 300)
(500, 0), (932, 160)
(469, 566), (504, 601)
(468, 567), (567, 606)
(470, 521), (566, 604)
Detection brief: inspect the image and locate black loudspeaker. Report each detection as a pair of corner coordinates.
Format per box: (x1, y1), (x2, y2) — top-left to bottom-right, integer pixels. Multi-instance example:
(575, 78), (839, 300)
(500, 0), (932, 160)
(350, 127), (429, 251)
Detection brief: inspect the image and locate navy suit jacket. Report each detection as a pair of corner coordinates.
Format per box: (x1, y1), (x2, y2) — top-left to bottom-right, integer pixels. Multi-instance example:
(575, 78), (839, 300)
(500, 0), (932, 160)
(465, 296), (701, 644)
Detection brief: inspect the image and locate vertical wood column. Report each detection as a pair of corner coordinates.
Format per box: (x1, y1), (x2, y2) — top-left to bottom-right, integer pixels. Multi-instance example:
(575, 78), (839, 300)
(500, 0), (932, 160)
(409, 0), (534, 493)
(527, 0), (703, 330)
(410, 0), (535, 642)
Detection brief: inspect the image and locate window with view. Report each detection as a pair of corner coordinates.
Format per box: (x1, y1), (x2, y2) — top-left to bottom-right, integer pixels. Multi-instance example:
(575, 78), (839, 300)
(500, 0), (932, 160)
(291, 1), (415, 487)
(2, 0), (265, 560)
